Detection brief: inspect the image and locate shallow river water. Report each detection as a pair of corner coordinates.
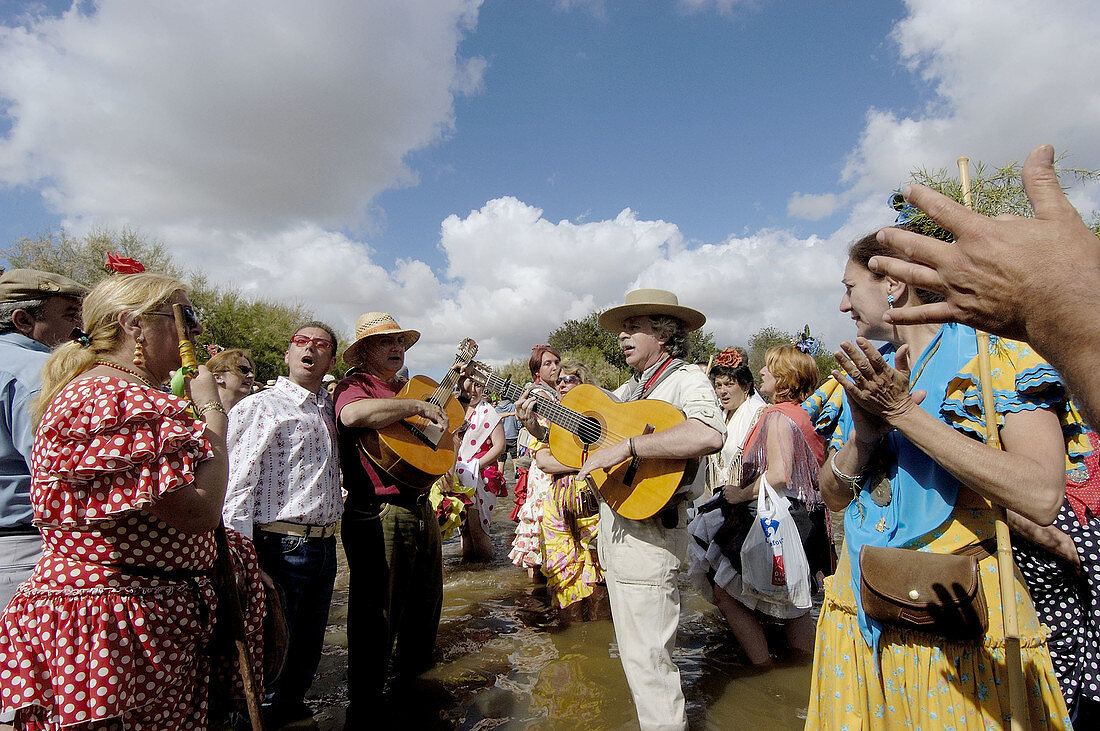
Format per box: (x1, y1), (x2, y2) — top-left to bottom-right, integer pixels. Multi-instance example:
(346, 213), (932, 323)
(298, 499), (815, 730)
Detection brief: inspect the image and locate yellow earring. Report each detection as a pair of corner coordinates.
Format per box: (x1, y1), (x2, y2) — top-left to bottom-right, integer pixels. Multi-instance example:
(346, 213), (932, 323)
(133, 338), (145, 368)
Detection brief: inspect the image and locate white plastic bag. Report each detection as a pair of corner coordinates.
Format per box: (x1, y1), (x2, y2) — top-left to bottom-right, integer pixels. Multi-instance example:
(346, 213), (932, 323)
(739, 476), (812, 609)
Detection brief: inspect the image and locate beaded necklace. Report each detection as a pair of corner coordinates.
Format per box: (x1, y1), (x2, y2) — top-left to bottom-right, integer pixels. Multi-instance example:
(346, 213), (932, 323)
(94, 360), (161, 391)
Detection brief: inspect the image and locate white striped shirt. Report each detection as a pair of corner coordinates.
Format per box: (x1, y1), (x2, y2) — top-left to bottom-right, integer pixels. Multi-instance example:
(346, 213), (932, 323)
(223, 377), (342, 539)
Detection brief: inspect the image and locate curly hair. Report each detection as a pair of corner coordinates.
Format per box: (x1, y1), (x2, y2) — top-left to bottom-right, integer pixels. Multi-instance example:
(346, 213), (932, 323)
(648, 314), (690, 359)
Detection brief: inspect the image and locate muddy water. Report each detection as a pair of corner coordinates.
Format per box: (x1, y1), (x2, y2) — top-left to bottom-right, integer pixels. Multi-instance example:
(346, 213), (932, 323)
(300, 502), (815, 730)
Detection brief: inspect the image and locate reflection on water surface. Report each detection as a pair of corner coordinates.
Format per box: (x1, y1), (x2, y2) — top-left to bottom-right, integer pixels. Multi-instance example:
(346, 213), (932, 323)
(302, 505), (813, 730)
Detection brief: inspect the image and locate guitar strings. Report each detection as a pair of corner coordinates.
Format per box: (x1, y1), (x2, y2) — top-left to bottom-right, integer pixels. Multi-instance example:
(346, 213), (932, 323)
(408, 349), (471, 431)
(479, 372), (635, 448)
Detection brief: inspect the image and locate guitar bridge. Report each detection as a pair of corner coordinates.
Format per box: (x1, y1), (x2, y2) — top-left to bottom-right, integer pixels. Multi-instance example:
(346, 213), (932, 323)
(403, 418), (444, 449)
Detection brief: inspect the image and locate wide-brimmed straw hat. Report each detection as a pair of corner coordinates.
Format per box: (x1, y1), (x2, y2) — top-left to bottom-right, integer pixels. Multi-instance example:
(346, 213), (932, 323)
(597, 288), (706, 333)
(343, 311), (421, 366)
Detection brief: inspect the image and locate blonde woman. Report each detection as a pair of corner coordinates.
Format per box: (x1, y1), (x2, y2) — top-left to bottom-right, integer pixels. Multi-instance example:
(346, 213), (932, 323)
(0, 273), (265, 729)
(207, 347), (256, 410)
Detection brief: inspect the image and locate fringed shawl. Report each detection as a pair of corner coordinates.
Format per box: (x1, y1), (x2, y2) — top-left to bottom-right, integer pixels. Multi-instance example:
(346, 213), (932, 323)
(740, 401), (825, 508)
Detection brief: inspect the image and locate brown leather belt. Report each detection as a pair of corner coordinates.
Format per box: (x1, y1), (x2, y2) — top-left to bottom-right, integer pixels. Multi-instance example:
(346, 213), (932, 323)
(257, 521), (338, 539)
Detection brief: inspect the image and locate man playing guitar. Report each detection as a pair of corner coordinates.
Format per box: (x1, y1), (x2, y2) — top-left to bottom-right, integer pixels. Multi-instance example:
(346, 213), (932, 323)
(334, 312), (448, 726)
(520, 289), (723, 731)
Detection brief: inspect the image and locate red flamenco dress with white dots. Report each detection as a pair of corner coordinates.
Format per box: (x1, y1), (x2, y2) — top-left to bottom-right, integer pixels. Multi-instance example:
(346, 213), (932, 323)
(0, 377), (265, 729)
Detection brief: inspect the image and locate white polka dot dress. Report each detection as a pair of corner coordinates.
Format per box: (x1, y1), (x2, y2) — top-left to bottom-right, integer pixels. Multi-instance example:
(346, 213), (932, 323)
(0, 377), (266, 729)
(1014, 436), (1100, 720)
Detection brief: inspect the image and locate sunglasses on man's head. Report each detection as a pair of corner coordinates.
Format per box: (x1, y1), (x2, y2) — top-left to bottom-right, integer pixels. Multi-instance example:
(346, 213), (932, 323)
(147, 306), (200, 330)
(290, 334), (334, 351)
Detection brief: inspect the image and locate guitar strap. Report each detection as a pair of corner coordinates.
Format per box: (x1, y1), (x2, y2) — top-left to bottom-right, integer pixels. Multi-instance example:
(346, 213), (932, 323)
(629, 356), (684, 402)
(627, 356), (696, 526)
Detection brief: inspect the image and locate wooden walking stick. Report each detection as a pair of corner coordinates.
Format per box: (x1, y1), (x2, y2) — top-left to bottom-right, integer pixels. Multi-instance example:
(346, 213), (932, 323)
(171, 304), (266, 731)
(957, 158), (1029, 731)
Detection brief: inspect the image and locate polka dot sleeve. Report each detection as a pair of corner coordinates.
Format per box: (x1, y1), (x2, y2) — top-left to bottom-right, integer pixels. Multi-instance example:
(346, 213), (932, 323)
(30, 376), (215, 527)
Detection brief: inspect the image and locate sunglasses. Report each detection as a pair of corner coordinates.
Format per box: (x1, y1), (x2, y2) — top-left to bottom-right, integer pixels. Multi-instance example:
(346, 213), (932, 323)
(235, 364), (254, 376)
(290, 334), (334, 351)
(557, 375), (581, 386)
(147, 306), (200, 330)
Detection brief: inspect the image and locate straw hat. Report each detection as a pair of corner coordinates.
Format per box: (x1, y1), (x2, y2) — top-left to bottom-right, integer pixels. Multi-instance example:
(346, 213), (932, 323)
(343, 311), (421, 366)
(597, 288), (706, 333)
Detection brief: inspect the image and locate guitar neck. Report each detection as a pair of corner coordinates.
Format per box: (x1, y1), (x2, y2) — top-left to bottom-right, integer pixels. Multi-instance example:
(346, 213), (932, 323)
(429, 362), (462, 406)
(479, 373), (586, 437)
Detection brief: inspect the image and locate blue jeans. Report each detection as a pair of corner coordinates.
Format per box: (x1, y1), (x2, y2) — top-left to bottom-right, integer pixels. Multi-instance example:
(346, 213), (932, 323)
(254, 531), (338, 709)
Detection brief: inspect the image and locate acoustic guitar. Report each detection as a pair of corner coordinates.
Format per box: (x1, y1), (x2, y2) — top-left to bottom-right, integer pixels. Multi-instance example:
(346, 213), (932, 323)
(469, 365), (688, 520)
(357, 338), (477, 490)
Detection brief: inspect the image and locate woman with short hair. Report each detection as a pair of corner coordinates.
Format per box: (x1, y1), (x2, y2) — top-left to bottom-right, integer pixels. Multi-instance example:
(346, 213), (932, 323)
(207, 347), (255, 410)
(690, 343), (827, 666)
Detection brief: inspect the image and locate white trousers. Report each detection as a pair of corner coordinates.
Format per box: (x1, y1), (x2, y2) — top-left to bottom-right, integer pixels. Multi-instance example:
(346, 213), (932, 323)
(598, 502), (689, 731)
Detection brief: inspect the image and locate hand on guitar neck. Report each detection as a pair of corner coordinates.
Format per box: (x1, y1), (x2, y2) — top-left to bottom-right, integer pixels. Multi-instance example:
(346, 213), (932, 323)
(348, 339), (478, 489)
(514, 384), (556, 441)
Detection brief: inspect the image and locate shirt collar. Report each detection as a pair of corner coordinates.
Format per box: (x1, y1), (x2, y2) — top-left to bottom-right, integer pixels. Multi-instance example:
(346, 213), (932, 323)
(0, 331), (51, 354)
(274, 375), (327, 405)
(635, 354), (672, 383)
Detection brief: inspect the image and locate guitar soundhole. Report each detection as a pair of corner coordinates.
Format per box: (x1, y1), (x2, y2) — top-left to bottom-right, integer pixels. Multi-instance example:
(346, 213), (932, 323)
(577, 416), (602, 446)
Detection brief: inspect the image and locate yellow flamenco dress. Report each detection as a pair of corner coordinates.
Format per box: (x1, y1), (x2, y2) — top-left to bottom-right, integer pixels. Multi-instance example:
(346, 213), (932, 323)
(803, 324), (1086, 730)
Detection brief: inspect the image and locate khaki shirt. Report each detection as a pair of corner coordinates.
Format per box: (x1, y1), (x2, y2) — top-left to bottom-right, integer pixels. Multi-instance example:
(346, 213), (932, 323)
(614, 362), (725, 499)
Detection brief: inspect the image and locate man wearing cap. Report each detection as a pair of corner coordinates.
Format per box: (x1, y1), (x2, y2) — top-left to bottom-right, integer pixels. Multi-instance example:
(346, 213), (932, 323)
(334, 312), (448, 724)
(576, 289), (724, 731)
(0, 269), (87, 609)
(222, 320), (343, 725)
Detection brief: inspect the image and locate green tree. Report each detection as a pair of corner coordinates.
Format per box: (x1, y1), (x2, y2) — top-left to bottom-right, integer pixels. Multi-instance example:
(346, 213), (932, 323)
(5, 228), (180, 287)
(548, 310), (718, 377)
(559, 344), (630, 390)
(900, 156), (1100, 242)
(3, 229), (341, 382)
(746, 326), (836, 386)
(548, 312), (624, 369)
(485, 358), (533, 395)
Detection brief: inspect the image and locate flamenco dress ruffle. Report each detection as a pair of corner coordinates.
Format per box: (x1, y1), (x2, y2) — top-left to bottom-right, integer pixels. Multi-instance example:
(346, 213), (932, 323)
(0, 377), (265, 730)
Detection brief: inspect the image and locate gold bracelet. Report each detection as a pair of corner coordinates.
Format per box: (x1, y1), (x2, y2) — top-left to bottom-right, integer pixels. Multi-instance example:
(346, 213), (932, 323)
(196, 401), (227, 417)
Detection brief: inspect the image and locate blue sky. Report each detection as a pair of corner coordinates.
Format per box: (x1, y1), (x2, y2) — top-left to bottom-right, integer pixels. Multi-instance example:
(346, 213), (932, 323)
(0, 1), (1097, 373)
(373, 0), (920, 266)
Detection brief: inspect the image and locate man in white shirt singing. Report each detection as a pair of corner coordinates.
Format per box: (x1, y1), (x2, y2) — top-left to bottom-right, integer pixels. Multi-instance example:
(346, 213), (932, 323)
(223, 321), (343, 725)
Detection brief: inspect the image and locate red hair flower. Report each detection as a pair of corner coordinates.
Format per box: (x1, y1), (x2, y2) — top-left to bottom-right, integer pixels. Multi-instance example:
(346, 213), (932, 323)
(104, 252), (145, 274)
(713, 347), (743, 369)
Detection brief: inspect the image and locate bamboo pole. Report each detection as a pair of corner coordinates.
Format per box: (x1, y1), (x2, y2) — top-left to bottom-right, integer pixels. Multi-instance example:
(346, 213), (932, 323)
(172, 304), (265, 731)
(957, 158), (1028, 731)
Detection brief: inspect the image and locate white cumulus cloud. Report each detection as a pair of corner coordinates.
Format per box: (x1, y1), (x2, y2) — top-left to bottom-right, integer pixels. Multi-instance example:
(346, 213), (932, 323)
(0, 0), (484, 231)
